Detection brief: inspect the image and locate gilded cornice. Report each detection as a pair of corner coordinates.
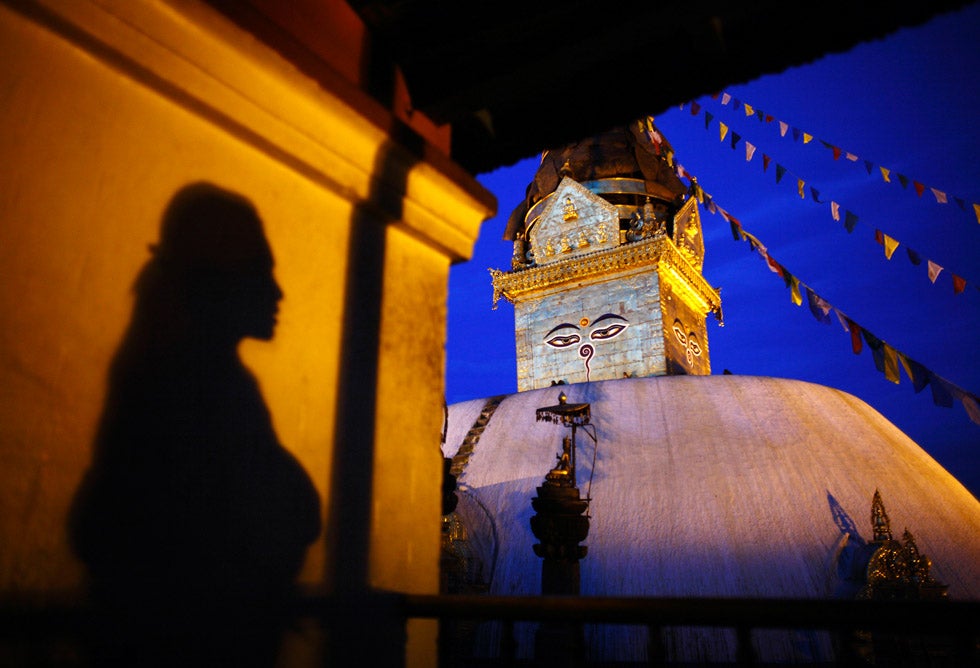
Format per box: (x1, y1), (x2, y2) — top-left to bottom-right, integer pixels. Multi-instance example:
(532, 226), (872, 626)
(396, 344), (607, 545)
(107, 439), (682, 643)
(491, 235), (721, 313)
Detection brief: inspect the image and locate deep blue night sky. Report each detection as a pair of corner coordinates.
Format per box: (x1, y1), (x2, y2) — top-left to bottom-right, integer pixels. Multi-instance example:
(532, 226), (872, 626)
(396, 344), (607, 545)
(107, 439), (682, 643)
(446, 3), (980, 498)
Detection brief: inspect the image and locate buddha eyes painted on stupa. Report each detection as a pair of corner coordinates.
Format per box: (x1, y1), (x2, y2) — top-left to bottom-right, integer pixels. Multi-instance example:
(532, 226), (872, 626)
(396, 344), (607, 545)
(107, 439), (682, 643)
(544, 314), (630, 350)
(544, 327), (581, 348)
(544, 314), (630, 381)
(672, 318), (702, 364)
(590, 322), (627, 340)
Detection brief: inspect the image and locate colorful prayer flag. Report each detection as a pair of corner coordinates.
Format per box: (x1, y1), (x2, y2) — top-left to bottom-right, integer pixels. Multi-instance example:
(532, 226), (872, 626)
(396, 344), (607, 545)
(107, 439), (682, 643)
(898, 354), (930, 393)
(806, 288), (832, 324)
(928, 260), (943, 283)
(962, 395), (980, 426)
(953, 275), (967, 294)
(846, 318), (863, 354)
(930, 188), (947, 204)
(862, 330), (886, 373)
(729, 220), (741, 241)
(883, 234), (899, 259)
(930, 374), (955, 408)
(883, 344), (900, 384)
(766, 253), (784, 276)
(788, 274), (803, 306)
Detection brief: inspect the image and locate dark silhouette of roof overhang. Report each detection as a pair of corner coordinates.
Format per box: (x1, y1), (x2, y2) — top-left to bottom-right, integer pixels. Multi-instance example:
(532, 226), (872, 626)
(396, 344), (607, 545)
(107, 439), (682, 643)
(347, 1), (973, 174)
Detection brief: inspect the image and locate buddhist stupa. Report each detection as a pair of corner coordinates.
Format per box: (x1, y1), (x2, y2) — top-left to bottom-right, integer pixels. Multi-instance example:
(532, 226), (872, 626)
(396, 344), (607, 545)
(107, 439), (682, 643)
(442, 118), (980, 664)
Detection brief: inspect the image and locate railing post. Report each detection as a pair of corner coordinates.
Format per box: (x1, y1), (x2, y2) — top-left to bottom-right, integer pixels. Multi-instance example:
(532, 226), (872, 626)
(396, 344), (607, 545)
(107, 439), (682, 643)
(500, 619), (517, 666)
(735, 625), (755, 667)
(646, 624), (666, 667)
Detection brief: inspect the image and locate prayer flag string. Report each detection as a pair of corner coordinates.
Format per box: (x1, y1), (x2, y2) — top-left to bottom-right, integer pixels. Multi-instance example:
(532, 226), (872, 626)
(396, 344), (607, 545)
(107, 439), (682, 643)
(671, 164), (980, 426)
(704, 92), (980, 226)
(676, 100), (979, 295)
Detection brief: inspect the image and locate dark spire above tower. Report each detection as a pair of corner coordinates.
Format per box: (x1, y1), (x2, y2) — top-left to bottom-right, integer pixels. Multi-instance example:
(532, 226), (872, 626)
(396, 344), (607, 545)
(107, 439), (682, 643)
(504, 117), (688, 241)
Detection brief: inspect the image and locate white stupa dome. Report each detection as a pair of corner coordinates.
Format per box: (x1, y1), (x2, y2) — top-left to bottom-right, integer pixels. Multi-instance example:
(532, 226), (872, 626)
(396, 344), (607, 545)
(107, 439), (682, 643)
(443, 375), (980, 663)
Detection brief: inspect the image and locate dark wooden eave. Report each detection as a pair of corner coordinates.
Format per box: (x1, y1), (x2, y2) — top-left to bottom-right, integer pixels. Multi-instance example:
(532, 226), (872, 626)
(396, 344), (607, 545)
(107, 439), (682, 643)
(347, 0), (974, 174)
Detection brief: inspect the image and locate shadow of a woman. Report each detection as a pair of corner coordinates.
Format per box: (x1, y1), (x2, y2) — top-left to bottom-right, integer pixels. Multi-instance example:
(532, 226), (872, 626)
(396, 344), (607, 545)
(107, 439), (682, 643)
(69, 183), (321, 667)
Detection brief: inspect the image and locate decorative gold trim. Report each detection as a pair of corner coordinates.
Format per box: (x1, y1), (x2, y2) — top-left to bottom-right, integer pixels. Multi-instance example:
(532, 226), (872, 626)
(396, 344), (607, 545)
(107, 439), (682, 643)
(491, 235), (721, 312)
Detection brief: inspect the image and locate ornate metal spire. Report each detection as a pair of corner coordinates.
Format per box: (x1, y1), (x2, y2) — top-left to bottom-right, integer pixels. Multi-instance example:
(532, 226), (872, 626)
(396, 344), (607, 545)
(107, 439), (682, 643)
(870, 488), (892, 543)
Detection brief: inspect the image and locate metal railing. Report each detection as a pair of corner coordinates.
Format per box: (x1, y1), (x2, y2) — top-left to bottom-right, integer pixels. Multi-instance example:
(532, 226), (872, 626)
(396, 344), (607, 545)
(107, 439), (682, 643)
(399, 594), (980, 667)
(4, 593), (978, 666)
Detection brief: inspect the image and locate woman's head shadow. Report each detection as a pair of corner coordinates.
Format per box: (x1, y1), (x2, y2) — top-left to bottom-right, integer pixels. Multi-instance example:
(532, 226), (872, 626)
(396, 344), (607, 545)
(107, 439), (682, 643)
(69, 183), (320, 666)
(135, 182), (284, 351)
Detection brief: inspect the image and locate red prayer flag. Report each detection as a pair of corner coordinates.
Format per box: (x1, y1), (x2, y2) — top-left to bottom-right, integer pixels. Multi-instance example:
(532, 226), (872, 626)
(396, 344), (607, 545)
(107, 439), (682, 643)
(766, 254), (784, 277)
(846, 318), (862, 354)
(913, 181), (925, 197)
(953, 275), (967, 294)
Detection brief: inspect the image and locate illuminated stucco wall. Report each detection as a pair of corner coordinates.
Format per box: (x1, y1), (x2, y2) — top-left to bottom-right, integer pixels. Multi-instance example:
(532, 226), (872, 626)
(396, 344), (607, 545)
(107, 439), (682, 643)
(0, 1), (491, 664)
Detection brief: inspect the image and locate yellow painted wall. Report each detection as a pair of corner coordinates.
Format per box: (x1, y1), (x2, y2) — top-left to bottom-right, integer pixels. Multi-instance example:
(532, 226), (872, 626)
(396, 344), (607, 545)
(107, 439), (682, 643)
(0, 1), (493, 664)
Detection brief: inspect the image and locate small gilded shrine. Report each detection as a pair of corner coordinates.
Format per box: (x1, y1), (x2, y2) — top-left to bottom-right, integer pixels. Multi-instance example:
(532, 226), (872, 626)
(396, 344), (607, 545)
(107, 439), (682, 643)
(491, 117), (721, 391)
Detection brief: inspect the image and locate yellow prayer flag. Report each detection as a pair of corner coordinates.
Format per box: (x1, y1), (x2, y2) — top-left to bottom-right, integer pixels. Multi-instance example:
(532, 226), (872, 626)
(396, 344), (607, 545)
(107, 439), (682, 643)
(790, 276), (803, 306)
(883, 234), (899, 259)
(744, 103), (754, 117)
(719, 122), (728, 142)
(883, 345), (900, 384)
(802, 133), (813, 144)
(880, 166), (891, 183)
(974, 203), (980, 224)
(797, 179), (805, 199)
